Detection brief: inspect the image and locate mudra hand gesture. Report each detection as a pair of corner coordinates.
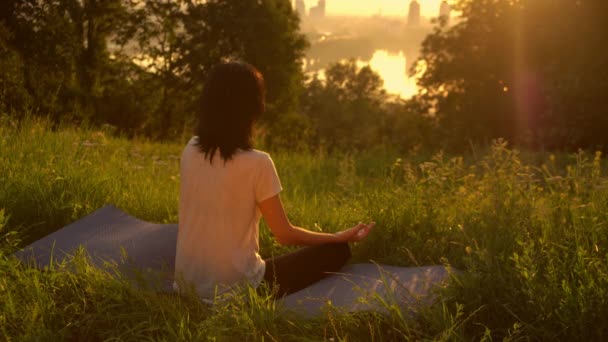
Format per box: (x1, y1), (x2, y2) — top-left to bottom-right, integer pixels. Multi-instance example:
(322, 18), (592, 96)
(335, 222), (375, 243)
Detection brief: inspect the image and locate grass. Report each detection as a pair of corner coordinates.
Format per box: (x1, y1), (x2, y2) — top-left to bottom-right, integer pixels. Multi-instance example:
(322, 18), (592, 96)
(2, 115), (608, 340)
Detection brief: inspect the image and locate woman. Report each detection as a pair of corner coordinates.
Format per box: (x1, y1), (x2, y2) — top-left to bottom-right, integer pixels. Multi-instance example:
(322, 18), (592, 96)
(174, 61), (374, 300)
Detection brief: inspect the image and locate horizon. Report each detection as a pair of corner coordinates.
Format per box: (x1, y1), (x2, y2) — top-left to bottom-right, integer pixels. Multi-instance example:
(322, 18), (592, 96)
(297, 0), (451, 18)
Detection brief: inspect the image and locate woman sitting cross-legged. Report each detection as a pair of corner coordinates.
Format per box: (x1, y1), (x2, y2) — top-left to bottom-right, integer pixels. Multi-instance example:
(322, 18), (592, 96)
(174, 61), (375, 300)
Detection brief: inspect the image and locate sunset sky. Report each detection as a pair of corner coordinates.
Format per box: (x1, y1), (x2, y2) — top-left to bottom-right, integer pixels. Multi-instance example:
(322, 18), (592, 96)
(298, 0), (450, 18)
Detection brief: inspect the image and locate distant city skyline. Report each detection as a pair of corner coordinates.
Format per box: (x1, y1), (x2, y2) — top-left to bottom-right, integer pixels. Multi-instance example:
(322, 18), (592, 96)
(295, 0), (451, 18)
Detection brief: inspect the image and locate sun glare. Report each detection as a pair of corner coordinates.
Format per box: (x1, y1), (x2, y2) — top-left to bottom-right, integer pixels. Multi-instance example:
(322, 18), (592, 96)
(299, 0), (451, 18)
(358, 50), (418, 98)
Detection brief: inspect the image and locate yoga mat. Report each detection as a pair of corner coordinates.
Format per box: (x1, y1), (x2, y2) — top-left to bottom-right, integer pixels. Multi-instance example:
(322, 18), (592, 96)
(14, 205), (453, 316)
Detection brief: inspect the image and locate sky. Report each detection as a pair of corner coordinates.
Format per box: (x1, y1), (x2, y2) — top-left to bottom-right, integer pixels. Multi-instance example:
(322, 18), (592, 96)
(299, 0), (450, 18)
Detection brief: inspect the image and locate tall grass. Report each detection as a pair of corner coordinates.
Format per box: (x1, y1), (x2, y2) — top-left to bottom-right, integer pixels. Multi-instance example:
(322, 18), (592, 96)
(2, 115), (608, 340)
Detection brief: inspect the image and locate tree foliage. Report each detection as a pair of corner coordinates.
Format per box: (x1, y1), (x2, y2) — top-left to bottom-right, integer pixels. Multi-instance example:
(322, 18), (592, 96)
(180, 0), (309, 126)
(0, 23), (30, 114)
(0, 0), (309, 142)
(415, 0), (608, 150)
(2, 0), (608, 151)
(300, 60), (433, 151)
(119, 0), (189, 138)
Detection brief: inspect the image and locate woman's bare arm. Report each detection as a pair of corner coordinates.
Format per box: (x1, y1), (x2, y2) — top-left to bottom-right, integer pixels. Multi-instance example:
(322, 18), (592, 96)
(258, 194), (374, 246)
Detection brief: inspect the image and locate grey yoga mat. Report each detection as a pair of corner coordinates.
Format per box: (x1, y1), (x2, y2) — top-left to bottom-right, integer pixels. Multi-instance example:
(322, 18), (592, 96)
(14, 205), (453, 316)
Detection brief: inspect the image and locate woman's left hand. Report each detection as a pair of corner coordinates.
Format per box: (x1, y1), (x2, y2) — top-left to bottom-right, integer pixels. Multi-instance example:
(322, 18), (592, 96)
(335, 222), (375, 243)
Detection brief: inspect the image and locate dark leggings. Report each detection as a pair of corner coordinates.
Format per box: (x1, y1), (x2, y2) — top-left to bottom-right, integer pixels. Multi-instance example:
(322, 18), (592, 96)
(262, 242), (351, 297)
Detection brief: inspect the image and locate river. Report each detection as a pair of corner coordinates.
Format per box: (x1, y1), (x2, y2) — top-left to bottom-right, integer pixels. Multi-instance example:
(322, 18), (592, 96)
(306, 49), (422, 99)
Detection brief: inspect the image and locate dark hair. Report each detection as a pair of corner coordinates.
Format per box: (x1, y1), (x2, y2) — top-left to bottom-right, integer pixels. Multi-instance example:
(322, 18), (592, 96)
(195, 61), (265, 162)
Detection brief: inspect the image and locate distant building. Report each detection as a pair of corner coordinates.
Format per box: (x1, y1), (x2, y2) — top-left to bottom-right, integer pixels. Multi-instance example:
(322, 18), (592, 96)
(439, 1), (451, 24)
(295, 0), (306, 17)
(407, 0), (420, 26)
(309, 0), (326, 19)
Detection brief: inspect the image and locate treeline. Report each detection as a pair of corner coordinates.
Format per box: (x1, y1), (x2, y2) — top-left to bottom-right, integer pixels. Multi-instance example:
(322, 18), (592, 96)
(1, 0), (607, 151)
(415, 0), (608, 150)
(0, 0), (307, 142)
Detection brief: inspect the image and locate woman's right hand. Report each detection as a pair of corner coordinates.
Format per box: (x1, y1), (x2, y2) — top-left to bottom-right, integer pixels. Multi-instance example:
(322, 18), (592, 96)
(335, 222), (375, 243)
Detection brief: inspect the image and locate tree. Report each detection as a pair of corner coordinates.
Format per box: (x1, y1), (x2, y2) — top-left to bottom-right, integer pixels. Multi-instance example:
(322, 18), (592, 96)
(0, 23), (31, 114)
(302, 60), (392, 150)
(1, 0), (312, 142)
(119, 0), (188, 139)
(300, 60), (433, 151)
(414, 0), (608, 150)
(180, 0), (309, 131)
(0, 0), (130, 121)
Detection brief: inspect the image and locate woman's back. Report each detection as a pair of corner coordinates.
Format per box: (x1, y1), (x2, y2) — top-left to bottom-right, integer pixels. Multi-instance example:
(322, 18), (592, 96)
(175, 137), (282, 298)
(174, 61), (371, 300)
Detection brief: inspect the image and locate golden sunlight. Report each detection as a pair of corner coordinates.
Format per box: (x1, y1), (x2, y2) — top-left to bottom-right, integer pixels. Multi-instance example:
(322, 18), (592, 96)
(359, 50), (418, 98)
(299, 0), (451, 18)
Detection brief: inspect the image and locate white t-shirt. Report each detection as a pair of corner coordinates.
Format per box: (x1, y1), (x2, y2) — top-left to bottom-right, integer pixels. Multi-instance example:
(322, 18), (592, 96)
(174, 137), (282, 299)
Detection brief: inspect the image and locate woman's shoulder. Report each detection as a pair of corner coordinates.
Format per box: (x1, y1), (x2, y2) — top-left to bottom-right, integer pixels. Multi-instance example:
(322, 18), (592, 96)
(248, 149), (271, 158)
(182, 138), (272, 166)
(237, 149), (273, 163)
(187, 136), (199, 146)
